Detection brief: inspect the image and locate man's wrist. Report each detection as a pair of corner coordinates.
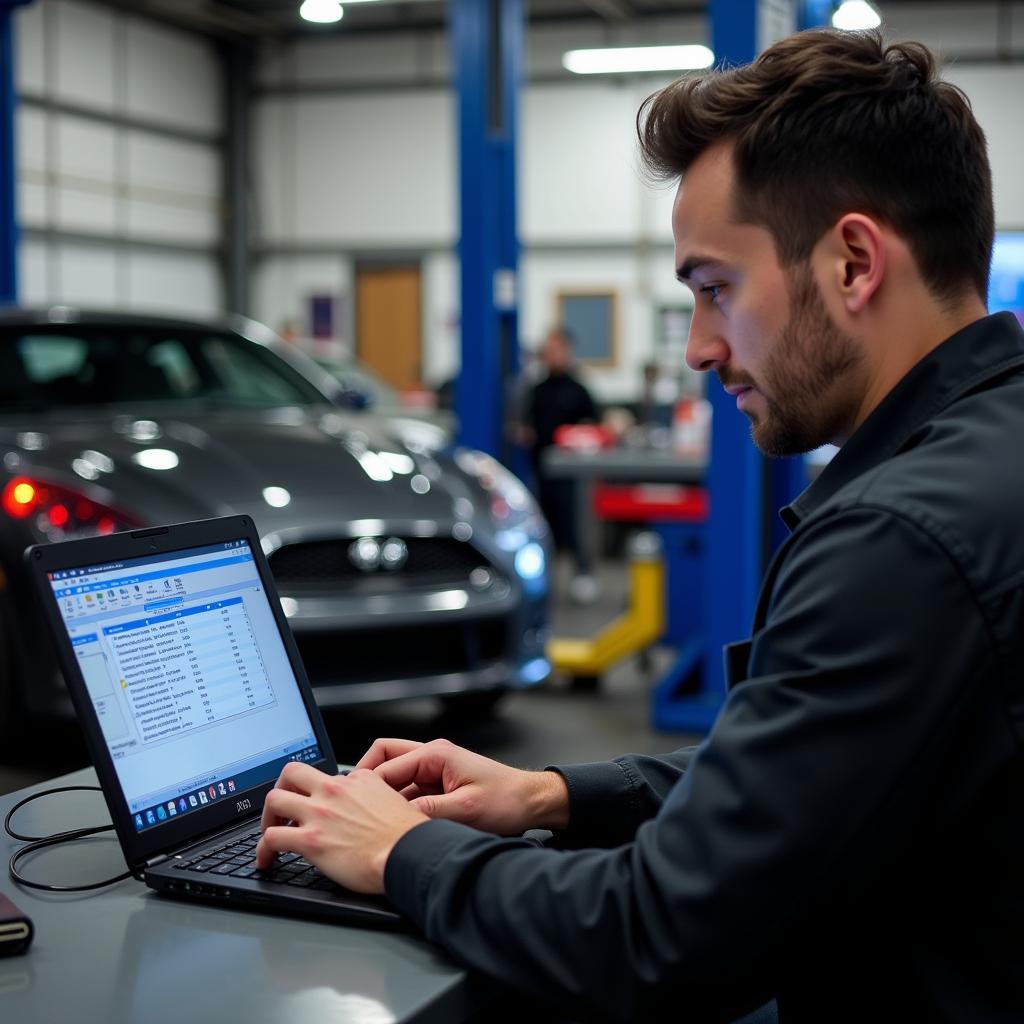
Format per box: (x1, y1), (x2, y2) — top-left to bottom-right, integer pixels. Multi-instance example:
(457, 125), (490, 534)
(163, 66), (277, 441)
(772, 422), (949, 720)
(528, 770), (570, 831)
(374, 813), (430, 889)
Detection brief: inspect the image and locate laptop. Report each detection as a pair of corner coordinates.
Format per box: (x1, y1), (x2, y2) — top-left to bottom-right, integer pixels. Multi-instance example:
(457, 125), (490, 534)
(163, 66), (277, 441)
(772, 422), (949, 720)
(26, 514), (401, 926)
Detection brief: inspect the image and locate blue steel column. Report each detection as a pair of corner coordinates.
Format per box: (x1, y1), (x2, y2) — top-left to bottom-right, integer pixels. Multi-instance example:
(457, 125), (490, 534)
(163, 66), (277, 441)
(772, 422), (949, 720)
(702, 0), (765, 716)
(657, 0), (823, 731)
(451, 0), (523, 458)
(0, 2), (31, 306)
(799, 0), (834, 30)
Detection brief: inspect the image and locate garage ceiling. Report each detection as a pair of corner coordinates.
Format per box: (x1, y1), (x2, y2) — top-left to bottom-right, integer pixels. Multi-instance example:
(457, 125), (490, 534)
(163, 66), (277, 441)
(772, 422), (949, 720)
(89, 1), (1009, 44)
(93, 0), (705, 40)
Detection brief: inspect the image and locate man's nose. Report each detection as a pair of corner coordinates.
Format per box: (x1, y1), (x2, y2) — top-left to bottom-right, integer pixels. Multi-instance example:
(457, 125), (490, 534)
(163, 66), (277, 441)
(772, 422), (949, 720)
(685, 311), (730, 373)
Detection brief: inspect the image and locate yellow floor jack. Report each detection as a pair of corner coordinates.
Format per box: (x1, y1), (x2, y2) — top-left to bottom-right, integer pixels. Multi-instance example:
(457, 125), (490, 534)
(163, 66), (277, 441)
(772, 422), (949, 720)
(547, 532), (665, 689)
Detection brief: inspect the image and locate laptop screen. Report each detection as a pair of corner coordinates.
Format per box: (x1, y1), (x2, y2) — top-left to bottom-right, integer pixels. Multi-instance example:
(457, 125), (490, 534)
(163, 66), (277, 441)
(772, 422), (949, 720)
(46, 538), (321, 835)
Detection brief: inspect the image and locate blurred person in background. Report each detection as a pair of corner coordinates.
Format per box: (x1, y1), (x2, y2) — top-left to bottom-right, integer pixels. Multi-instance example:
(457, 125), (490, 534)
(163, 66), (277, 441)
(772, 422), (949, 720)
(521, 327), (599, 604)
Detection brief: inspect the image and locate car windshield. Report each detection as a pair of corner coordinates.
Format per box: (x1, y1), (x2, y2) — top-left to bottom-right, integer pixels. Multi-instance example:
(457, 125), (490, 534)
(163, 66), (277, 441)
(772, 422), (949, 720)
(314, 356), (398, 406)
(0, 327), (329, 411)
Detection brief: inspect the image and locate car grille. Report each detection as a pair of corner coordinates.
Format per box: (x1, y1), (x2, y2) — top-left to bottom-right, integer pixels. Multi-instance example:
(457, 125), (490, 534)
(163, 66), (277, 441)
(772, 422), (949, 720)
(268, 537), (490, 590)
(296, 618), (508, 685)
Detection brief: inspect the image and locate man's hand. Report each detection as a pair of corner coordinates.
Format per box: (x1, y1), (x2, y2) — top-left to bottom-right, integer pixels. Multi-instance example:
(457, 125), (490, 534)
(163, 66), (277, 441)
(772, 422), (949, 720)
(255, 762), (429, 893)
(356, 737), (570, 836)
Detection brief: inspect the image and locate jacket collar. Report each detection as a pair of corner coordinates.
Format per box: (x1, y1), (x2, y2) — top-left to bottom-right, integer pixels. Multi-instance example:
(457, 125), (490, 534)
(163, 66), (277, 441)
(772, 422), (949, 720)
(781, 312), (1024, 530)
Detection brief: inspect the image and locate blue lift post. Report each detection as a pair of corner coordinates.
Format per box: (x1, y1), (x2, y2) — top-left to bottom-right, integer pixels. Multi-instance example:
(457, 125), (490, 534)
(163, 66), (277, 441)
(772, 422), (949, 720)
(451, 0), (523, 462)
(653, 0), (825, 731)
(0, 1), (31, 307)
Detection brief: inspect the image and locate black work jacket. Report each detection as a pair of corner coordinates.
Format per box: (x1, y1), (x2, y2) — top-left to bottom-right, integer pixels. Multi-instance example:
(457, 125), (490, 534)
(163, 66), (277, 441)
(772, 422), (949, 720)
(386, 312), (1024, 1023)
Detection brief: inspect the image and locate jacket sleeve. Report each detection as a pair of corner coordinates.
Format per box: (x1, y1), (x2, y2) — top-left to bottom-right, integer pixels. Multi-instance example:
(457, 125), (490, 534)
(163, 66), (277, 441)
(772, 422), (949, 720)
(546, 748), (699, 848)
(384, 507), (998, 1022)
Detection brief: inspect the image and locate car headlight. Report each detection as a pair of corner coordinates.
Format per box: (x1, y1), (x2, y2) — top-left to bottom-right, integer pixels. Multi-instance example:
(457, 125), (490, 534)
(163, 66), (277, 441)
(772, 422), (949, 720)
(389, 418), (451, 454)
(454, 449), (547, 543)
(2, 475), (142, 542)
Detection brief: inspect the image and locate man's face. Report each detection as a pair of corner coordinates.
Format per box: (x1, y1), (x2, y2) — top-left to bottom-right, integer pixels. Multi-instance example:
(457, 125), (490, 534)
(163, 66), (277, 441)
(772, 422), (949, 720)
(672, 143), (867, 455)
(541, 332), (572, 374)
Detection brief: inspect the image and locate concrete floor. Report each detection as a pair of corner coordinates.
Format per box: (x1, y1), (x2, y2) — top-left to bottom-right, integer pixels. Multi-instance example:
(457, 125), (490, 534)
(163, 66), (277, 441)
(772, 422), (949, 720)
(0, 554), (702, 798)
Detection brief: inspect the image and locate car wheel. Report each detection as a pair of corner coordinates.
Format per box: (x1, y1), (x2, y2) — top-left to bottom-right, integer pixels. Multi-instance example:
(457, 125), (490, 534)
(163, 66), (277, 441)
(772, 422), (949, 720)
(439, 688), (507, 720)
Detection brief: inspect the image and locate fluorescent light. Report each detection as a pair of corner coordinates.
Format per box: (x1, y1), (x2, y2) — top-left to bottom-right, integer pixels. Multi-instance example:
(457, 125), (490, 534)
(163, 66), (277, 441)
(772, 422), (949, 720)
(832, 1), (882, 30)
(563, 45), (714, 75)
(131, 448), (179, 471)
(357, 451), (393, 482)
(379, 451), (415, 475)
(299, 0), (343, 24)
(262, 486), (291, 508)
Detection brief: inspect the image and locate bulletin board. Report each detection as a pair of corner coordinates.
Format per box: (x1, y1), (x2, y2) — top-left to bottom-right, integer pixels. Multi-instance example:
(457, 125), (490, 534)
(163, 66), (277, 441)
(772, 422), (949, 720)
(556, 290), (618, 366)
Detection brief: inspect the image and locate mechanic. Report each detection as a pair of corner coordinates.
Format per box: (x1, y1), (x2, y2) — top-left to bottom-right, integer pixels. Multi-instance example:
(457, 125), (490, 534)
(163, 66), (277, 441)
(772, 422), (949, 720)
(256, 28), (1024, 1022)
(522, 326), (600, 604)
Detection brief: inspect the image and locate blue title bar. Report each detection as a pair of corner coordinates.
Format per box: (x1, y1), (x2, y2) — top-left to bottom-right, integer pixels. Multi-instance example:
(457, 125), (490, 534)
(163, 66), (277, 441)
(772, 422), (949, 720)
(48, 540), (252, 581)
(54, 553), (254, 599)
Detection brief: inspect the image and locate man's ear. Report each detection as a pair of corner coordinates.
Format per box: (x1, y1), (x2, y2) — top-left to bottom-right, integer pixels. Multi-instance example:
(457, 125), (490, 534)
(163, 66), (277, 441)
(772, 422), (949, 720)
(825, 214), (886, 314)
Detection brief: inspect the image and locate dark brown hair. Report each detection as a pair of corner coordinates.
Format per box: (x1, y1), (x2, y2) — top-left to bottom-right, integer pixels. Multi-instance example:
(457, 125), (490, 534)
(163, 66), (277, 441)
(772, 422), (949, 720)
(638, 29), (994, 304)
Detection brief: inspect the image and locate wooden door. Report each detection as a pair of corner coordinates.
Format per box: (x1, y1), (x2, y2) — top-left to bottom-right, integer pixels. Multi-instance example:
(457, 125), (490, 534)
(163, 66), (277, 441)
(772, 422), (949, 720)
(356, 264), (422, 390)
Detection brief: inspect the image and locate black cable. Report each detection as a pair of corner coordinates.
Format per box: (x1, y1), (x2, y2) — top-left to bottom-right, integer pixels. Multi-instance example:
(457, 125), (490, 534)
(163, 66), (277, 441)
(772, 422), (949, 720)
(4, 785), (134, 892)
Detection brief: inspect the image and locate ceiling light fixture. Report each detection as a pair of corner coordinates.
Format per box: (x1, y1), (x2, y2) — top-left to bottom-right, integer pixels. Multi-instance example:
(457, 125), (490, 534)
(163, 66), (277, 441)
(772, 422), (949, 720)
(831, 0), (882, 31)
(299, 0), (343, 25)
(563, 44), (714, 75)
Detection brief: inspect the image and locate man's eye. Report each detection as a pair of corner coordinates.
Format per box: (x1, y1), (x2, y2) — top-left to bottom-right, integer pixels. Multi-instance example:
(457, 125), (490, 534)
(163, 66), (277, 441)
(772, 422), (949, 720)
(700, 284), (724, 304)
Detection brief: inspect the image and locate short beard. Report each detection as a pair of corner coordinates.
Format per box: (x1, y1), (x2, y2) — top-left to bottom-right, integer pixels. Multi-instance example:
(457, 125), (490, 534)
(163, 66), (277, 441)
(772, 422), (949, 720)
(748, 264), (865, 457)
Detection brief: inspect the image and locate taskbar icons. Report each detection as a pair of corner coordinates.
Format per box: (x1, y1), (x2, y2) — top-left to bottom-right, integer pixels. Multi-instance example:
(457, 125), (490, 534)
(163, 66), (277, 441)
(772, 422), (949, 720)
(132, 746), (320, 832)
(134, 776), (240, 832)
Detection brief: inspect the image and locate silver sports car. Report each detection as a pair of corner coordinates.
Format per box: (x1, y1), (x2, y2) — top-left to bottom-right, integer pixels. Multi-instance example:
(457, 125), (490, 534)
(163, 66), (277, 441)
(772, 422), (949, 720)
(0, 308), (551, 737)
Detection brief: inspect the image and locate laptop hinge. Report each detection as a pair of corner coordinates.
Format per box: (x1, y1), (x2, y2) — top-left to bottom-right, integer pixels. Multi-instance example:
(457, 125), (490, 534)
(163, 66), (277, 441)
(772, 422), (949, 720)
(145, 854), (169, 869)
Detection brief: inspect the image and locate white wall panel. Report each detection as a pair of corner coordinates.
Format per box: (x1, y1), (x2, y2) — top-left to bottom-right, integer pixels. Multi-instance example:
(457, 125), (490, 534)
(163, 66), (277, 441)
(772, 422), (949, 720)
(422, 250), (458, 386)
(18, 181), (48, 226)
(521, 84), (640, 243)
(52, 0), (116, 111)
(18, 239), (50, 307)
(56, 243), (118, 307)
(125, 134), (220, 243)
(290, 35), (424, 85)
(55, 188), (117, 234)
(256, 32), (450, 88)
(16, 107), (48, 227)
(55, 115), (116, 180)
(881, 3), (1022, 60)
(15, 1), (224, 313)
(125, 251), (221, 317)
(124, 18), (222, 135)
(18, 106), (47, 173)
(944, 65), (1024, 228)
(127, 134), (219, 198)
(252, 255), (351, 343)
(289, 93), (454, 244)
(14, 1), (46, 96)
(125, 199), (218, 245)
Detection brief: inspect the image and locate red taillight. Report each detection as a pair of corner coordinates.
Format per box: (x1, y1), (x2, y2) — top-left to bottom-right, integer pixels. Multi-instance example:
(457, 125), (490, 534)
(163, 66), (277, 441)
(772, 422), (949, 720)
(48, 504), (69, 528)
(1, 476), (140, 536)
(2, 477), (39, 518)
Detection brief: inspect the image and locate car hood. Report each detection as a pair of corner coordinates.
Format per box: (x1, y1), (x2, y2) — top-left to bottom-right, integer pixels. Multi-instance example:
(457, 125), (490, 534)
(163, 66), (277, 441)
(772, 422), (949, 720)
(0, 406), (465, 535)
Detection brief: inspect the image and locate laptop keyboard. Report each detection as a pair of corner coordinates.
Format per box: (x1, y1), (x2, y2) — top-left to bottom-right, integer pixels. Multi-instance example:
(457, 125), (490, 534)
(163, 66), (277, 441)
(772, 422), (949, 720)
(170, 828), (338, 892)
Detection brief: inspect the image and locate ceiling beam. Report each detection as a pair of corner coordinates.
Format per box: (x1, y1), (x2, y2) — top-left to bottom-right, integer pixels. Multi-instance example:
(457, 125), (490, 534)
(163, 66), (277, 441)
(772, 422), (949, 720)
(578, 0), (633, 22)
